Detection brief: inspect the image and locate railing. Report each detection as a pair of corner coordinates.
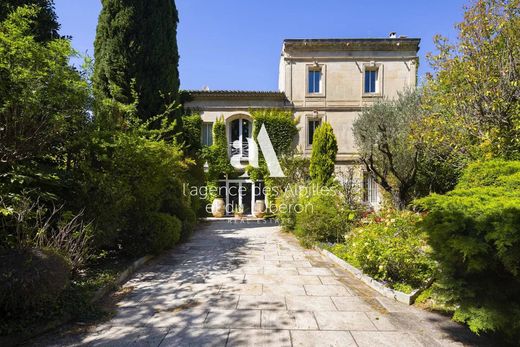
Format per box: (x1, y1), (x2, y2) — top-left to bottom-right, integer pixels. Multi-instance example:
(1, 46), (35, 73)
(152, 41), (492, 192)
(229, 141), (250, 159)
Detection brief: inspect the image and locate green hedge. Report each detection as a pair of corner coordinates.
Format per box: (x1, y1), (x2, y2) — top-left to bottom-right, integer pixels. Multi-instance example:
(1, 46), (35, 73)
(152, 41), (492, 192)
(417, 160), (520, 342)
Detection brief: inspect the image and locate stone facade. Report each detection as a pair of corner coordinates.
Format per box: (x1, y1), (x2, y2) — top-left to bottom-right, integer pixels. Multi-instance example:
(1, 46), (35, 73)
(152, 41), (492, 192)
(185, 37), (420, 212)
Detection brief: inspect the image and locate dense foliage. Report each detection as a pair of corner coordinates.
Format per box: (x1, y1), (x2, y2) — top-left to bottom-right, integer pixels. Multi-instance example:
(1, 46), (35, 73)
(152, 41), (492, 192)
(94, 0), (180, 121)
(204, 117), (234, 183)
(0, 2), (196, 334)
(251, 109), (299, 155)
(417, 160), (520, 341)
(329, 210), (436, 294)
(295, 188), (355, 245)
(423, 0), (520, 160)
(0, 0), (59, 41)
(309, 122), (337, 186)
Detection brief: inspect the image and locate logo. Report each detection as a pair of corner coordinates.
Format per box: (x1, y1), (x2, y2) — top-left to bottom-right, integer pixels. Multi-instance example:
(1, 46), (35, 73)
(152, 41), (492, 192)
(229, 124), (285, 177)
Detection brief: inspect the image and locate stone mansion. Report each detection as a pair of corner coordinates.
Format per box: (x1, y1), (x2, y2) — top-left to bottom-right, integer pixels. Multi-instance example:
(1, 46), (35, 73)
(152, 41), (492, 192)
(186, 37), (420, 215)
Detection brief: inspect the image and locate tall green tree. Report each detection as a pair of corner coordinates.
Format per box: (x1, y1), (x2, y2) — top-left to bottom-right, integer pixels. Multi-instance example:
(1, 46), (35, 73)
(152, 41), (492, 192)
(309, 122), (338, 186)
(0, 0), (59, 42)
(93, 0), (180, 123)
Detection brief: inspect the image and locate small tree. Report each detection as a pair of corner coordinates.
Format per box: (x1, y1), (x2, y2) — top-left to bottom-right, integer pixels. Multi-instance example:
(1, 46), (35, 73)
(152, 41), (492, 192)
(353, 90), (422, 210)
(310, 122), (338, 186)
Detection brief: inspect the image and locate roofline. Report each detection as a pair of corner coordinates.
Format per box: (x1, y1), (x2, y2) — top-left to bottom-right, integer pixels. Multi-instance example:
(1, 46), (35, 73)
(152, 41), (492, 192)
(283, 38), (420, 52)
(184, 90), (288, 100)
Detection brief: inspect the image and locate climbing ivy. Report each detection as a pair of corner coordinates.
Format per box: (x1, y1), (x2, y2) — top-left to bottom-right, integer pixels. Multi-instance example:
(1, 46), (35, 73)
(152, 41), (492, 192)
(203, 116), (234, 182)
(251, 109), (299, 155)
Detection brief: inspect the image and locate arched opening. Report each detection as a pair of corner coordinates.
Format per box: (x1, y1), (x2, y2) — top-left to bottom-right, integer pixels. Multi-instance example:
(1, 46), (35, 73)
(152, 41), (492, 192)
(227, 115), (252, 159)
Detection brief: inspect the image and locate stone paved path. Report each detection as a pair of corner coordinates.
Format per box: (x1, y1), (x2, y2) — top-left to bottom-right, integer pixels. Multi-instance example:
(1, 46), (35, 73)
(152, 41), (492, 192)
(31, 221), (495, 347)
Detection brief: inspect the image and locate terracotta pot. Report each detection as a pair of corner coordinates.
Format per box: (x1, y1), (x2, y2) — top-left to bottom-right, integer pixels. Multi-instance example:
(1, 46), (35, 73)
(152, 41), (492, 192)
(211, 198), (225, 218)
(253, 200), (266, 218)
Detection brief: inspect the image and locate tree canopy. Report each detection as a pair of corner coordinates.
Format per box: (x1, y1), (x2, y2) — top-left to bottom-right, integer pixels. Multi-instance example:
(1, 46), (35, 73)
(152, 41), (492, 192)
(0, 0), (59, 42)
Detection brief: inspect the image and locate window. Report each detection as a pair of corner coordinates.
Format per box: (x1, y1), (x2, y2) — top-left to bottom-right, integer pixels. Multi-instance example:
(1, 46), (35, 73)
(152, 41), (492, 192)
(363, 173), (379, 205)
(364, 69), (378, 93)
(201, 122), (213, 146)
(308, 119), (321, 145)
(308, 69), (321, 94)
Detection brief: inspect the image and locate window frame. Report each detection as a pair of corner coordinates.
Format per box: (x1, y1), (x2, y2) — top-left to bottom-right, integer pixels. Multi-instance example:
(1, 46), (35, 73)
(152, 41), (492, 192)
(362, 63), (383, 98)
(305, 64), (326, 98)
(305, 114), (325, 148)
(201, 122), (214, 146)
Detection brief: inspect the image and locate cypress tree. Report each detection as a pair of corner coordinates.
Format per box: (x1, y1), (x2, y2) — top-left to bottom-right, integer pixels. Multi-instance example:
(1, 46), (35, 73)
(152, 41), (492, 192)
(94, 0), (180, 122)
(310, 122), (338, 186)
(0, 0), (60, 41)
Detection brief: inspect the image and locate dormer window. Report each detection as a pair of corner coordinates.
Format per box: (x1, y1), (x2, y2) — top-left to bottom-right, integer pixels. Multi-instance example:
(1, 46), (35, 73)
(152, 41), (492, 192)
(308, 69), (322, 94)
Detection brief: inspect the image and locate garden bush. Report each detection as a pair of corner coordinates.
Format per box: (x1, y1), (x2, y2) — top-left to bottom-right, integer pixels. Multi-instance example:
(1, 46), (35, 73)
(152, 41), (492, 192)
(276, 184), (300, 231)
(294, 187), (356, 245)
(0, 248), (71, 316)
(417, 160), (520, 342)
(329, 210), (436, 293)
(145, 213), (182, 254)
(81, 128), (193, 255)
(309, 122), (338, 186)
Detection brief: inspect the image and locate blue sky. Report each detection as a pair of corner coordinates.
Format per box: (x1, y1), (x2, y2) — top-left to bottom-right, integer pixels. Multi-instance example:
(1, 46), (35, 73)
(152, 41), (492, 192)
(54, 0), (467, 91)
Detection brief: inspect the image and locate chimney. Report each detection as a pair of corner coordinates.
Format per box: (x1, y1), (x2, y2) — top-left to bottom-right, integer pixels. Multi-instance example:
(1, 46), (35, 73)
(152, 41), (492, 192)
(389, 32), (397, 39)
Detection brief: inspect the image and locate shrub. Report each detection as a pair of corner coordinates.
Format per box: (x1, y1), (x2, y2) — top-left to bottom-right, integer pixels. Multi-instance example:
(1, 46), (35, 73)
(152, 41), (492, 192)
(81, 129), (191, 255)
(276, 184), (300, 231)
(417, 160), (520, 341)
(309, 122), (338, 186)
(294, 186), (355, 245)
(145, 213), (182, 254)
(0, 248), (71, 316)
(330, 210), (436, 293)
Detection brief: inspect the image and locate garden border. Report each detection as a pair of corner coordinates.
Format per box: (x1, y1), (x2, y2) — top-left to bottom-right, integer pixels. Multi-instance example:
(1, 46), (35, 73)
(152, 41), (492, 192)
(315, 246), (430, 305)
(0, 254), (154, 347)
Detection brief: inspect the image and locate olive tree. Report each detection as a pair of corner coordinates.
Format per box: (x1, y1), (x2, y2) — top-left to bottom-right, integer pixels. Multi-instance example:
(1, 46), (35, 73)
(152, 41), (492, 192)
(353, 89), (423, 210)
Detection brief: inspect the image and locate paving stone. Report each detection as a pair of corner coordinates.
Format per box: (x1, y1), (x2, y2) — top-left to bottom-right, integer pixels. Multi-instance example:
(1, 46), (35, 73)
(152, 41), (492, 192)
(331, 296), (373, 311)
(318, 276), (350, 286)
(237, 295), (286, 310)
(261, 310), (318, 330)
(262, 284), (306, 296)
(366, 312), (398, 331)
(204, 309), (261, 329)
(351, 331), (425, 347)
(290, 330), (357, 347)
(160, 328), (229, 347)
(285, 296), (337, 311)
(227, 329), (291, 347)
(245, 274), (321, 285)
(263, 266), (299, 276)
(219, 283), (263, 296)
(297, 267), (333, 276)
(146, 306), (209, 328)
(314, 311), (377, 330)
(304, 284), (352, 297)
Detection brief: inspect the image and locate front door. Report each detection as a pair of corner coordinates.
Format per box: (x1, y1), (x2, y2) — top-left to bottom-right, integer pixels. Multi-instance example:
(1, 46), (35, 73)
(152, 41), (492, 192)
(224, 180), (255, 216)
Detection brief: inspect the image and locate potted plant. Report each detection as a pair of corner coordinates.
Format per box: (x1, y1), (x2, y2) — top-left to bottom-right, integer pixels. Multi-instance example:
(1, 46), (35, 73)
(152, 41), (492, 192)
(233, 204), (244, 219)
